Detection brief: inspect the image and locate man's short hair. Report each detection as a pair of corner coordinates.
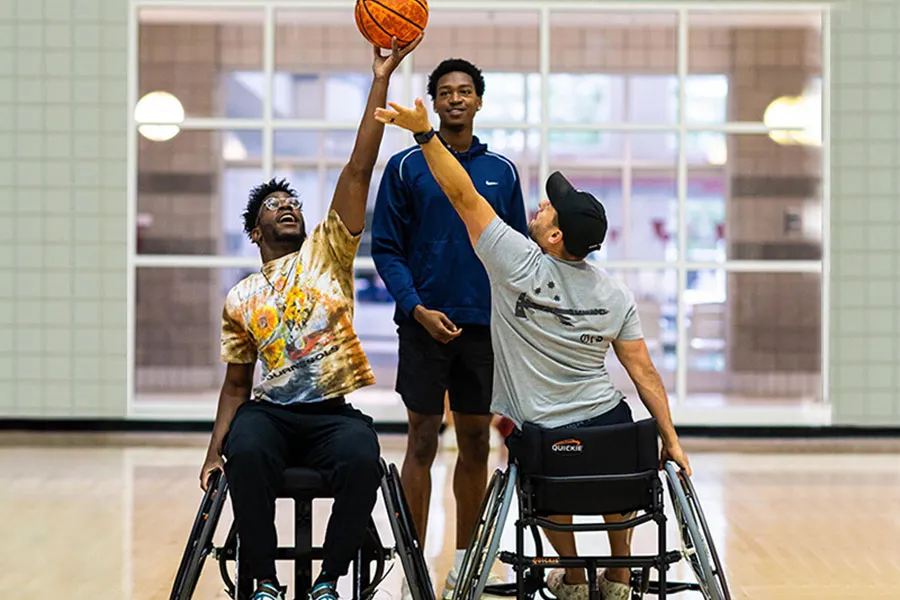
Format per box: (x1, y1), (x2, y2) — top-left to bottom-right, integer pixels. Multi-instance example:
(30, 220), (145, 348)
(242, 177), (298, 239)
(427, 58), (486, 99)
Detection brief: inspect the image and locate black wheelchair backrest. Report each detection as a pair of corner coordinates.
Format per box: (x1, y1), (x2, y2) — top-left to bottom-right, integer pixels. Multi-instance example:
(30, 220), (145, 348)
(514, 417), (660, 516)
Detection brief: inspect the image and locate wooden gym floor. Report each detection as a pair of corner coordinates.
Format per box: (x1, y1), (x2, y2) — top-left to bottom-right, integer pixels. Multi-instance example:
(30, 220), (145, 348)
(1, 432), (898, 599)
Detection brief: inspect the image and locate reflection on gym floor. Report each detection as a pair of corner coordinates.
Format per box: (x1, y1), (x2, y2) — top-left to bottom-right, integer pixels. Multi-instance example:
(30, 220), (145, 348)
(1, 434), (898, 599)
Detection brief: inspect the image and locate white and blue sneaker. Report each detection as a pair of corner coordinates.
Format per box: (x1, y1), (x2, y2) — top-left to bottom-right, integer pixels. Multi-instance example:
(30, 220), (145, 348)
(252, 582), (285, 600)
(308, 581), (339, 600)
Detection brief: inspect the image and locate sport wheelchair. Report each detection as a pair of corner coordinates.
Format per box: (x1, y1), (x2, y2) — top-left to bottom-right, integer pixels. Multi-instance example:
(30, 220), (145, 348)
(169, 459), (435, 600)
(452, 418), (731, 600)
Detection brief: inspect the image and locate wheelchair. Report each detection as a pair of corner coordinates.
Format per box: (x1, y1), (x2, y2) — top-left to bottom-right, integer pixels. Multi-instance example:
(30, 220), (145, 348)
(169, 459), (435, 600)
(452, 418), (731, 600)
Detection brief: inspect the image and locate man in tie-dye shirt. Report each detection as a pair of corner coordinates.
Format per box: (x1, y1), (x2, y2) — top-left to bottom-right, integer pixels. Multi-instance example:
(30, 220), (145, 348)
(198, 35), (422, 600)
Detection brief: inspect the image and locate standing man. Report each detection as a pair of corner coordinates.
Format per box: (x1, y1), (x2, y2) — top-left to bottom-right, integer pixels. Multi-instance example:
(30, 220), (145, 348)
(371, 58), (528, 598)
(198, 37), (420, 600)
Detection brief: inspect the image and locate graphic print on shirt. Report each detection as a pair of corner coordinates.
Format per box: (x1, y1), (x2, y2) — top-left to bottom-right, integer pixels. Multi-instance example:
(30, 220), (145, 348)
(514, 291), (610, 327)
(221, 210), (375, 405)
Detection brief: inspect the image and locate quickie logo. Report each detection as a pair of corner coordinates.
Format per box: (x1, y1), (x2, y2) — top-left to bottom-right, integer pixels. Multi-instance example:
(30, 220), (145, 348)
(551, 438), (584, 453)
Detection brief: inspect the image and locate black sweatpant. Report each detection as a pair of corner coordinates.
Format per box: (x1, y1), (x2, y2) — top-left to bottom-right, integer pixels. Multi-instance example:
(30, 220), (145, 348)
(222, 399), (382, 585)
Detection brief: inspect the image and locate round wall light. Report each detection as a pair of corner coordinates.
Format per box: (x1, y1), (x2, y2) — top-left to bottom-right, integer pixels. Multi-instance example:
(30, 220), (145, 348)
(764, 87), (821, 148)
(135, 91), (185, 142)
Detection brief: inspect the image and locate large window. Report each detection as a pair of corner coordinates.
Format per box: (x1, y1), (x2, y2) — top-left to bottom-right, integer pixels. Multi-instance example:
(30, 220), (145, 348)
(130, 4), (826, 422)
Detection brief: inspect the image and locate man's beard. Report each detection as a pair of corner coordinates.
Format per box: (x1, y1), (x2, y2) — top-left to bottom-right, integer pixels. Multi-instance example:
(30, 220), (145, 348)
(272, 226), (306, 246)
(275, 232), (306, 246)
(526, 220), (538, 242)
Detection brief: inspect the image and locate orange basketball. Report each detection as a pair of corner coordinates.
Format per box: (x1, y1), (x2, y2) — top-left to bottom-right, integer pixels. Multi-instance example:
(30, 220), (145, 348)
(355, 0), (428, 49)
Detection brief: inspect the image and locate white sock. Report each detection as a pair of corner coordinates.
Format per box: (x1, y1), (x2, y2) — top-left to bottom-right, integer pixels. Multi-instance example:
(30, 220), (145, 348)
(452, 549), (467, 576)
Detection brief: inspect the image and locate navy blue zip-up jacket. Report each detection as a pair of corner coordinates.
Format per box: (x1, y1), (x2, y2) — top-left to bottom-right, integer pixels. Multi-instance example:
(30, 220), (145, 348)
(371, 136), (528, 326)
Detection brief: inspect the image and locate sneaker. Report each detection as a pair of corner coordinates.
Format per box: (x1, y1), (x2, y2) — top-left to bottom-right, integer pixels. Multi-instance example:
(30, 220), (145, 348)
(253, 582), (286, 600)
(546, 569), (588, 600)
(597, 572), (630, 600)
(309, 581), (339, 600)
(442, 567), (507, 600)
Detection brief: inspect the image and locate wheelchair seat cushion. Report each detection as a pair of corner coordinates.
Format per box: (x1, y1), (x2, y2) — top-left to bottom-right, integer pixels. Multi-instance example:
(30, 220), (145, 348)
(280, 467), (330, 498)
(510, 417), (660, 515)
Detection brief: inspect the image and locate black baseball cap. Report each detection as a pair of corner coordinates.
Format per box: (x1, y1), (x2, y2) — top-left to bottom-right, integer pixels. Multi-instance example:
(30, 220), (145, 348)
(546, 171), (608, 258)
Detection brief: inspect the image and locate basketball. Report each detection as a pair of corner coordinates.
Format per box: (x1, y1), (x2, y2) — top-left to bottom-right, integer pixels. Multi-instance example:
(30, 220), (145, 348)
(355, 0), (428, 49)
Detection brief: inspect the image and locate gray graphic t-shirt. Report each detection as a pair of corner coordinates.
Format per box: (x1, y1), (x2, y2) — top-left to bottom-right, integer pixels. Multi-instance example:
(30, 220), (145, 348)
(474, 217), (644, 428)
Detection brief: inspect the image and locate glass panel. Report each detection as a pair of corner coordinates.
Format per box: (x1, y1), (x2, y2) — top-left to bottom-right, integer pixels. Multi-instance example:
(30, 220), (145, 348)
(684, 75), (729, 125)
(688, 11), (822, 126)
(273, 129), (406, 163)
(476, 129), (538, 165)
(222, 167), (265, 259)
(268, 70), (410, 122)
(691, 133), (823, 262)
(685, 271), (822, 405)
(604, 269), (678, 399)
(135, 267), (245, 401)
(549, 132), (623, 164)
(137, 129), (262, 256)
(408, 11), (540, 123)
(138, 8), (264, 119)
(685, 168), (727, 263)
(479, 73), (529, 122)
(531, 74), (625, 125)
(628, 75), (678, 125)
(631, 168), (677, 262)
(550, 12), (677, 124)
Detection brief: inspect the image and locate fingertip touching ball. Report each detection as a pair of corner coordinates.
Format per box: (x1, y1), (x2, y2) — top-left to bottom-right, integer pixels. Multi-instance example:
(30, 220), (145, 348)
(355, 0), (428, 49)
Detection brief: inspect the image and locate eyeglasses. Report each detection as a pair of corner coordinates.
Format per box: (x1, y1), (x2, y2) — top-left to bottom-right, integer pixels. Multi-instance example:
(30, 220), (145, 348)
(262, 196), (302, 211)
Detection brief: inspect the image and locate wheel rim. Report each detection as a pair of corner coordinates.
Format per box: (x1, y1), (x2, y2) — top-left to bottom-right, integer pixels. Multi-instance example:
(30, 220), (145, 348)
(663, 462), (720, 600)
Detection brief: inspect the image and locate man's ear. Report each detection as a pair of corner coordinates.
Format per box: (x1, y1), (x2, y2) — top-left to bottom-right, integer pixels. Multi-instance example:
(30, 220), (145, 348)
(548, 228), (564, 248)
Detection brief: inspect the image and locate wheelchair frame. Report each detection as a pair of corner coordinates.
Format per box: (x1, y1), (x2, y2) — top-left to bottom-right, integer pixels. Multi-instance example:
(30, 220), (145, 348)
(168, 460), (435, 600)
(453, 461), (731, 600)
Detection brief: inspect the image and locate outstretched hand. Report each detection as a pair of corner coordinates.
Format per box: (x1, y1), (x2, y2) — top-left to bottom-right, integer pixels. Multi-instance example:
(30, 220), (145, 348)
(373, 34), (423, 79)
(375, 97), (432, 134)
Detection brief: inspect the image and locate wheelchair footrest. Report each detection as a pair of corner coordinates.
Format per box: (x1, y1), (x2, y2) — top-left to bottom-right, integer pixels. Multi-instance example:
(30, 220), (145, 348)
(482, 583), (519, 597)
(499, 551), (672, 570)
(646, 581), (701, 594)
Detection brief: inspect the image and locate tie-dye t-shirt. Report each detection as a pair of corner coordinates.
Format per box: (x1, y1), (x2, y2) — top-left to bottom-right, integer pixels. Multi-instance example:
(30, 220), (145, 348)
(220, 209), (375, 405)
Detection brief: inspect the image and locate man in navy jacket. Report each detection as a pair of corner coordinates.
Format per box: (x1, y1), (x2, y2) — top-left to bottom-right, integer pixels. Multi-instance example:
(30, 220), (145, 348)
(371, 58), (527, 598)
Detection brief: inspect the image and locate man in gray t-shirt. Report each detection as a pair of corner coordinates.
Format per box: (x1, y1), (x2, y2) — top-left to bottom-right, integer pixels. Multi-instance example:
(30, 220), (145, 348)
(377, 98), (691, 600)
(475, 194), (643, 429)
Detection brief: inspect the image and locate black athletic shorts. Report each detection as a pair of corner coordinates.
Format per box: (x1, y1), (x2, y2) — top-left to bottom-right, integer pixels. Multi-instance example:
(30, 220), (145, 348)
(395, 320), (493, 416)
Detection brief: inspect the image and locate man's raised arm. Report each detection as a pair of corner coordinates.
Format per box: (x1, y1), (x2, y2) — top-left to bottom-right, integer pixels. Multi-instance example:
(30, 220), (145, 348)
(330, 36), (421, 235)
(375, 98), (497, 247)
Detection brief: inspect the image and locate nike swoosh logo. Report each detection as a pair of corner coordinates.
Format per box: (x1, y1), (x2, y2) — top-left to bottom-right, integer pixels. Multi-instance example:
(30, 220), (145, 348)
(485, 181), (499, 186)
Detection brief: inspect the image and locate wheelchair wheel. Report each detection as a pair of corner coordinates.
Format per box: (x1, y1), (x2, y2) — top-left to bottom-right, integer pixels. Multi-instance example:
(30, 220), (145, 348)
(663, 462), (731, 600)
(453, 465), (517, 600)
(380, 459), (435, 600)
(170, 469), (229, 600)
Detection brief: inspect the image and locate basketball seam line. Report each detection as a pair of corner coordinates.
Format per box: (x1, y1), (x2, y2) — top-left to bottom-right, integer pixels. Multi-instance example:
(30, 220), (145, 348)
(355, 1), (376, 45)
(367, 0), (425, 35)
(410, 0), (428, 14)
(360, 0), (415, 45)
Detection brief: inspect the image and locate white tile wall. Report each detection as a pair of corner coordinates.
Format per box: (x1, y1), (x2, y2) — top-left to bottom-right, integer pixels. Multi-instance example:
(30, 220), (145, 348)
(0, 0), (127, 418)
